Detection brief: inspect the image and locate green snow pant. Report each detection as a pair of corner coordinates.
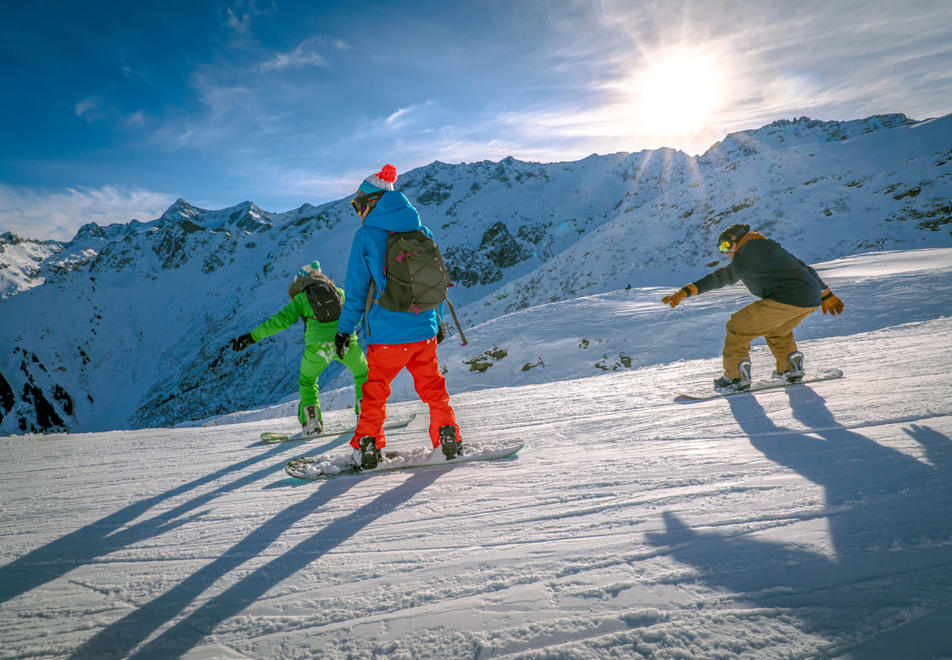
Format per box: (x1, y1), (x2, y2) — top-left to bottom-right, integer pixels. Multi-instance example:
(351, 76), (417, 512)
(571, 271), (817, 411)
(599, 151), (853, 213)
(297, 337), (368, 425)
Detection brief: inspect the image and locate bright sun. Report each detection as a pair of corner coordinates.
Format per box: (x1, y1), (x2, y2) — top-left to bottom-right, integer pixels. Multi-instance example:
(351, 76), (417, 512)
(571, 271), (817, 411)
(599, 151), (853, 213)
(627, 47), (728, 143)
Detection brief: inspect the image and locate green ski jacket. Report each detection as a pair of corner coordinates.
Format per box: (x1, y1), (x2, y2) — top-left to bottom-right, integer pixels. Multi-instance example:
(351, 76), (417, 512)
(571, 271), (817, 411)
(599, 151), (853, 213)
(250, 287), (346, 346)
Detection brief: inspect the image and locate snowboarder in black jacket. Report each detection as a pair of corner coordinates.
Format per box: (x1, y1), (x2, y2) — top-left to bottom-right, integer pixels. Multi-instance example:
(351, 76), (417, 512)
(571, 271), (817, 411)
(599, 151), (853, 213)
(662, 223), (844, 391)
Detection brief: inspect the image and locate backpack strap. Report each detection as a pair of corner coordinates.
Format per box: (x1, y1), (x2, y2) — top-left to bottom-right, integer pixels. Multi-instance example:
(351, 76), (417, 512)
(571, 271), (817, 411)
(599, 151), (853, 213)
(443, 295), (468, 345)
(363, 280), (376, 338)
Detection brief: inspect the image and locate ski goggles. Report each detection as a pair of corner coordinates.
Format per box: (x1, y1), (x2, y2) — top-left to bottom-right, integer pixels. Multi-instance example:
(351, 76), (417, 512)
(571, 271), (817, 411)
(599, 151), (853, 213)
(350, 191), (384, 218)
(718, 240), (733, 253)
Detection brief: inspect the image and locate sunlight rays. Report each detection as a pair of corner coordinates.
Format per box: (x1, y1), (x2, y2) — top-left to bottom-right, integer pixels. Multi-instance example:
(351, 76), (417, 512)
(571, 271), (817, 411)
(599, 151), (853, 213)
(631, 47), (725, 134)
(614, 43), (733, 154)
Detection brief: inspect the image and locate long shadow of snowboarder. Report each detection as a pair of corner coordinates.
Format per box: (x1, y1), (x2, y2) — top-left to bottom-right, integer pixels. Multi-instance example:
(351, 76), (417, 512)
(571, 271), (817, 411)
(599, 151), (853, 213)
(645, 386), (952, 657)
(69, 468), (443, 659)
(0, 435), (346, 606)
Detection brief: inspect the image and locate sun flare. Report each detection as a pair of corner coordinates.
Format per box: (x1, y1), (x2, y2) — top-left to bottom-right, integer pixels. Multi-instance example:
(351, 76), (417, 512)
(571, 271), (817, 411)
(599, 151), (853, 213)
(626, 46), (729, 145)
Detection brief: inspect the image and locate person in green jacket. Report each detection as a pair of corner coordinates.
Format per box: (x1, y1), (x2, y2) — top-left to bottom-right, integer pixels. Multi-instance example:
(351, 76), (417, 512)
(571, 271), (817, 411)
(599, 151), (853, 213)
(229, 261), (368, 436)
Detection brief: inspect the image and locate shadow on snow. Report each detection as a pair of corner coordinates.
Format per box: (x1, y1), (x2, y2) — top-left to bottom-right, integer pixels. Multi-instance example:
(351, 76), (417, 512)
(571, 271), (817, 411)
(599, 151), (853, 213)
(0, 434), (348, 606)
(645, 386), (952, 659)
(69, 469), (443, 659)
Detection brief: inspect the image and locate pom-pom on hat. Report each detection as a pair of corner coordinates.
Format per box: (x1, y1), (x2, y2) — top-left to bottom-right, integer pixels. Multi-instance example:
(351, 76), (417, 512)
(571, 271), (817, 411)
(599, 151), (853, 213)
(357, 164), (397, 195)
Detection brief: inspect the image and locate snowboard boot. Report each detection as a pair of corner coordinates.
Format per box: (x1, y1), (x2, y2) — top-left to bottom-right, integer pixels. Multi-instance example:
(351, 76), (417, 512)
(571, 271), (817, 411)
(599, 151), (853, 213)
(714, 359), (751, 392)
(786, 351), (804, 382)
(439, 425), (463, 460)
(353, 436), (381, 471)
(303, 405), (323, 436)
(772, 351), (804, 383)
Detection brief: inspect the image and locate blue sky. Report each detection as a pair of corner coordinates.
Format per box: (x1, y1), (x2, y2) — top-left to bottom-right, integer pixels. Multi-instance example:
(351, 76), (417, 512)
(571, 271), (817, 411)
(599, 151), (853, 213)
(2, 0), (951, 241)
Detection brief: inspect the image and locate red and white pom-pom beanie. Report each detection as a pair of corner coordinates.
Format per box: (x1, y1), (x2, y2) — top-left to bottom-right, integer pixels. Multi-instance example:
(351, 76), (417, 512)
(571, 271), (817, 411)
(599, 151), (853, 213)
(357, 163), (397, 195)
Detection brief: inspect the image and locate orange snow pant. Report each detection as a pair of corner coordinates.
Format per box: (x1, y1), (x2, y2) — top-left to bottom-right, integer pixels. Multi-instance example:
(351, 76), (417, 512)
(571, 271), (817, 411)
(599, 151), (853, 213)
(723, 298), (818, 378)
(350, 337), (459, 451)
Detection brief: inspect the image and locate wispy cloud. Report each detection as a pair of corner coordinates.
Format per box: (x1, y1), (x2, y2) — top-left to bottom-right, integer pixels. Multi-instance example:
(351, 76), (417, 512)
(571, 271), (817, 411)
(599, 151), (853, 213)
(498, 0), (951, 154)
(265, 167), (364, 204)
(386, 107), (411, 125)
(126, 110), (147, 127)
(0, 184), (174, 241)
(385, 102), (433, 128)
(74, 97), (100, 119)
(5, 0), (947, 240)
(226, 7), (253, 35)
(259, 38), (329, 72)
(119, 64), (149, 81)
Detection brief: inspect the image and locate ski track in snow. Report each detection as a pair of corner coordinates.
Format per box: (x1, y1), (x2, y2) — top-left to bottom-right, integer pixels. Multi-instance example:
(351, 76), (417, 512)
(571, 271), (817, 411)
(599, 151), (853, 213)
(2, 250), (952, 659)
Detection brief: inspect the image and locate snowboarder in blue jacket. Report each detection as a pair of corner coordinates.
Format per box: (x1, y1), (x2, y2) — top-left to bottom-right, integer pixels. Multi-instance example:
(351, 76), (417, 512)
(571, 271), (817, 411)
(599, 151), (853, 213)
(334, 164), (461, 470)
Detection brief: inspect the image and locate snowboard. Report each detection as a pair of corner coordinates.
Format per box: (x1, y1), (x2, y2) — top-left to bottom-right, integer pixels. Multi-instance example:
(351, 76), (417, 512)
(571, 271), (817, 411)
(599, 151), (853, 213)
(260, 413), (417, 444)
(674, 368), (843, 402)
(285, 441), (525, 480)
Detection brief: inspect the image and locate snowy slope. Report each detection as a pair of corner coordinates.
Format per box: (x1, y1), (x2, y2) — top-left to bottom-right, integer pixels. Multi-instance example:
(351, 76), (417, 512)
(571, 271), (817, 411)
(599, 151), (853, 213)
(1, 249), (950, 659)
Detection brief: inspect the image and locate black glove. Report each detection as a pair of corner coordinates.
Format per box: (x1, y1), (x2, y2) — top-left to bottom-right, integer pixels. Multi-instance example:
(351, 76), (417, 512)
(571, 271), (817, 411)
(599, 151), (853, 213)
(436, 321), (447, 344)
(229, 333), (255, 352)
(334, 332), (351, 360)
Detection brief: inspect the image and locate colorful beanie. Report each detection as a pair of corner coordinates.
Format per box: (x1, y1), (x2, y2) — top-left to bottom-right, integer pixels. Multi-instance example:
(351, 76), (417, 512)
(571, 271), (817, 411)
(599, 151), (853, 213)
(357, 164), (397, 195)
(297, 260), (321, 278)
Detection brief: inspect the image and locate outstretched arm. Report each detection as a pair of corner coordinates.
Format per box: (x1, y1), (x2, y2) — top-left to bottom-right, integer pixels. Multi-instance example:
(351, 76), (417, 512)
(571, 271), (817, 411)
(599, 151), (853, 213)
(661, 262), (739, 307)
(230, 297), (302, 351)
(662, 283), (699, 308)
(693, 263), (740, 294)
(250, 297), (304, 341)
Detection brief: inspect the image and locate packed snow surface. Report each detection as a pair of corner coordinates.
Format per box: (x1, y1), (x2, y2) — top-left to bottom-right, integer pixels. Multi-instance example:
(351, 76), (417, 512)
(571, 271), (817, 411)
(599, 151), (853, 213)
(2, 249), (951, 659)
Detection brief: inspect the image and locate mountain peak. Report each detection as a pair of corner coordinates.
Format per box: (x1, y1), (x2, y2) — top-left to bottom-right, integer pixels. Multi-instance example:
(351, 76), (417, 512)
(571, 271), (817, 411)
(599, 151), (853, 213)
(0, 231), (23, 245)
(160, 198), (202, 223)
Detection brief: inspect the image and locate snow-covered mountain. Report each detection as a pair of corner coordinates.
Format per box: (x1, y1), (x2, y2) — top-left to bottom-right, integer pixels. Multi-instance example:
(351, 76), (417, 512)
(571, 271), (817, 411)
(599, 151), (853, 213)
(1, 113), (951, 434)
(0, 232), (65, 298)
(2, 248), (951, 659)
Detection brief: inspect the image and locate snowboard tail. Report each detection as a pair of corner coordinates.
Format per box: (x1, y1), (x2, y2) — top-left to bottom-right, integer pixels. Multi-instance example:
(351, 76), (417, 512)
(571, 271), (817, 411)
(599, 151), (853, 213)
(675, 368), (843, 402)
(260, 413), (416, 444)
(285, 442), (525, 480)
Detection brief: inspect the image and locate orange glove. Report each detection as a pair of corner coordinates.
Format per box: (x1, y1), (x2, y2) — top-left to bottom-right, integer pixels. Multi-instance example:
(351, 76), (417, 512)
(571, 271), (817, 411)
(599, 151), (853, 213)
(821, 289), (844, 315)
(662, 285), (695, 308)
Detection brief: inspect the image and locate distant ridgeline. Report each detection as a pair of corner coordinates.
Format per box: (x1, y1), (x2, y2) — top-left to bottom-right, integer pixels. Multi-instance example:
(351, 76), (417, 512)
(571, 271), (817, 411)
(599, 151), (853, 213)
(1, 112), (950, 434)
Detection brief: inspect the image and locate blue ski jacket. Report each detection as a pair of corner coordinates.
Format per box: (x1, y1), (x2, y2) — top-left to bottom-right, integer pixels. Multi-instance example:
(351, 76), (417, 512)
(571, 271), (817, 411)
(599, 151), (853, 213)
(337, 191), (441, 345)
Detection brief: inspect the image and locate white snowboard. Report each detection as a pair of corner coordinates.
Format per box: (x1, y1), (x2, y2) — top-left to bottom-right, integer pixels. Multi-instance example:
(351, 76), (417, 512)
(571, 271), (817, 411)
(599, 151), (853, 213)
(285, 442), (525, 480)
(675, 368), (843, 402)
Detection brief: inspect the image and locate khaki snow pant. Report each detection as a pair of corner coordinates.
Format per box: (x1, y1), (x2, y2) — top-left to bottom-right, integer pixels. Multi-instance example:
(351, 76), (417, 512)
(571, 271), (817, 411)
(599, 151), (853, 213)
(722, 299), (818, 378)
